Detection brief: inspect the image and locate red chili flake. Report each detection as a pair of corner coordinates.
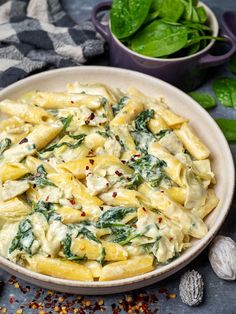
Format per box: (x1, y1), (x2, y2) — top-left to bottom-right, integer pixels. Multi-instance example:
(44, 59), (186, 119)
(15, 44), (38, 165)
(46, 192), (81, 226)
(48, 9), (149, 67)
(131, 157), (135, 162)
(88, 112), (95, 120)
(71, 100), (74, 104)
(158, 217), (162, 223)
(45, 195), (49, 202)
(9, 295), (15, 304)
(142, 207), (147, 212)
(115, 170), (122, 177)
(160, 190), (164, 193)
(134, 153), (141, 157)
(89, 159), (94, 165)
(19, 137), (28, 144)
(80, 211), (86, 217)
(87, 149), (95, 157)
(85, 166), (89, 170)
(121, 160), (126, 164)
(112, 192), (117, 198)
(115, 135), (120, 141)
(69, 198), (76, 205)
(85, 113), (95, 124)
(99, 206), (104, 211)
(169, 237), (173, 242)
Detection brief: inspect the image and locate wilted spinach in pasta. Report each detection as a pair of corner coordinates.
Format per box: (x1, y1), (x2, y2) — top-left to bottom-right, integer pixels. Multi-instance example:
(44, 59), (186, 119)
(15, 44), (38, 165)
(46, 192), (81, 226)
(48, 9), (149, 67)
(0, 82), (218, 282)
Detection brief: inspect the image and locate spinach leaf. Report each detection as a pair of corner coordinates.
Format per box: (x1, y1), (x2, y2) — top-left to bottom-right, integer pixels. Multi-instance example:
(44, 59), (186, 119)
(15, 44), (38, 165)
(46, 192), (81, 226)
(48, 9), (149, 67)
(195, 6), (207, 23)
(61, 233), (87, 262)
(135, 109), (155, 132)
(213, 77), (236, 108)
(128, 154), (168, 187)
(158, 0), (184, 22)
(109, 225), (141, 246)
(123, 172), (143, 190)
(24, 165), (55, 188)
(60, 115), (73, 132)
(97, 247), (106, 265)
(96, 207), (136, 228)
(40, 134), (85, 153)
(96, 126), (113, 138)
(9, 219), (35, 255)
(131, 20), (189, 57)
(73, 224), (100, 244)
(112, 96), (129, 115)
(33, 201), (60, 222)
(188, 91), (216, 109)
(131, 130), (154, 153)
(155, 129), (171, 139)
(0, 138), (11, 155)
(229, 54), (236, 75)
(110, 0), (152, 39)
(215, 119), (236, 142)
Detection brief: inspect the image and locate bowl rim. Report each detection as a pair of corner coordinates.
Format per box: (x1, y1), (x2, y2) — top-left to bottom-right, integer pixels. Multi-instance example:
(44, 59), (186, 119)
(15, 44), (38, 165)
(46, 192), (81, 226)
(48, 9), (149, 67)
(109, 1), (219, 62)
(0, 66), (234, 289)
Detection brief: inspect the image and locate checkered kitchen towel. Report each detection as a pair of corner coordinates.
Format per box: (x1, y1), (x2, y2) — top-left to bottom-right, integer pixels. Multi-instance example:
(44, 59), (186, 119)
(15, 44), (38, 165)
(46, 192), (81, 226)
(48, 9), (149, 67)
(0, 0), (104, 88)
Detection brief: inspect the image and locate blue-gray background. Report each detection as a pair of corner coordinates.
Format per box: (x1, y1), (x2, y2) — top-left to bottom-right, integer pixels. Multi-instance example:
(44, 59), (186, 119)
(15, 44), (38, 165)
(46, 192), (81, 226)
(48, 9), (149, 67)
(0, 0), (236, 313)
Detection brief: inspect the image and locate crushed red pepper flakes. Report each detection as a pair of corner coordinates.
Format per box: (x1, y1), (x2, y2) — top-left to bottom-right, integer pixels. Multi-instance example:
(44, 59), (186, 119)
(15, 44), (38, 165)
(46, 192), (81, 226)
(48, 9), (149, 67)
(115, 170), (122, 177)
(80, 211), (86, 217)
(89, 159), (94, 165)
(112, 191), (117, 198)
(5, 275), (177, 313)
(69, 198), (76, 205)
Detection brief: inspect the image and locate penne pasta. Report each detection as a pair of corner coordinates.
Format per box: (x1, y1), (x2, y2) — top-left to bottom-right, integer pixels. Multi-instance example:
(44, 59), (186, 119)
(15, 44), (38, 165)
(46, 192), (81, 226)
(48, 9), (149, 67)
(0, 82), (217, 282)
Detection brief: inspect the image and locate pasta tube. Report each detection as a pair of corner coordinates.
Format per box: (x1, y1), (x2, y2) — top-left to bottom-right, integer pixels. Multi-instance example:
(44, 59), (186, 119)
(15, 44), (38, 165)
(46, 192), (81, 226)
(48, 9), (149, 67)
(99, 255), (154, 281)
(28, 256), (93, 281)
(175, 123), (210, 160)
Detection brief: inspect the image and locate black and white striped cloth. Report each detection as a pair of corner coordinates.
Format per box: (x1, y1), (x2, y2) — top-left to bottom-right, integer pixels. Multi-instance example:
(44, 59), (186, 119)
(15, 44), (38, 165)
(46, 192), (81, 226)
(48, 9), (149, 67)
(0, 0), (104, 88)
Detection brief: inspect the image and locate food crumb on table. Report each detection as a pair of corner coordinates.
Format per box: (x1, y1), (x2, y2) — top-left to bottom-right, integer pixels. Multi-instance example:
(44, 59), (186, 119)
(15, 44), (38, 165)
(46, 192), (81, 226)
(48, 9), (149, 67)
(0, 275), (179, 313)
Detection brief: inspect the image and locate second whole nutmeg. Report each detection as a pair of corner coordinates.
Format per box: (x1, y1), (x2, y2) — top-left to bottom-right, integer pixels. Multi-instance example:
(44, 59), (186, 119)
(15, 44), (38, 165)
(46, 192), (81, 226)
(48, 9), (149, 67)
(208, 235), (236, 280)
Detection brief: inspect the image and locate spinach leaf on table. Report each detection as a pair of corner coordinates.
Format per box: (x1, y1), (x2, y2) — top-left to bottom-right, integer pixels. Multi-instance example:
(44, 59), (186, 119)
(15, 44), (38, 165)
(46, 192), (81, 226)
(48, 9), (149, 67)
(215, 119), (236, 142)
(229, 54), (236, 74)
(188, 91), (216, 109)
(213, 77), (236, 108)
(110, 0), (152, 39)
(130, 20), (189, 58)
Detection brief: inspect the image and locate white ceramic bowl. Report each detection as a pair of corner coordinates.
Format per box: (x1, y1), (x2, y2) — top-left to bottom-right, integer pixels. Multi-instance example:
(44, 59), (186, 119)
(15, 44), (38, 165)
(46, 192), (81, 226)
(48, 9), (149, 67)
(0, 67), (234, 294)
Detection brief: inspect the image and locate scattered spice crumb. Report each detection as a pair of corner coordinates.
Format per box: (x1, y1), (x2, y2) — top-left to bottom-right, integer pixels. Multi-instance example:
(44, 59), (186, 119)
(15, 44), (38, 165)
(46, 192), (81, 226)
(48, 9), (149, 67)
(4, 275), (178, 313)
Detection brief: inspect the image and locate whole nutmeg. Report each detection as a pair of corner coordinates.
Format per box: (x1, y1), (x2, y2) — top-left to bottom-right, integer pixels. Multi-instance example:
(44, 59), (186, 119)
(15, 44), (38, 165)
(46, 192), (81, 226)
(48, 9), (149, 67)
(209, 235), (236, 280)
(179, 270), (204, 306)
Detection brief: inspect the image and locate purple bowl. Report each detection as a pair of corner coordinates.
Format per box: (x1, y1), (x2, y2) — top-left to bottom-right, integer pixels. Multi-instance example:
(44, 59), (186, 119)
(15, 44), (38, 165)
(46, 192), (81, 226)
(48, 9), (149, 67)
(92, 1), (236, 91)
(222, 11), (236, 43)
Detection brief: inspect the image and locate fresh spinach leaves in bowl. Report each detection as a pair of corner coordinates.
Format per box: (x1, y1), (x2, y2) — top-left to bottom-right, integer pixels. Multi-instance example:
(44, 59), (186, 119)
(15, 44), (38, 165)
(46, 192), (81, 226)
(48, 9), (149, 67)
(110, 0), (220, 58)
